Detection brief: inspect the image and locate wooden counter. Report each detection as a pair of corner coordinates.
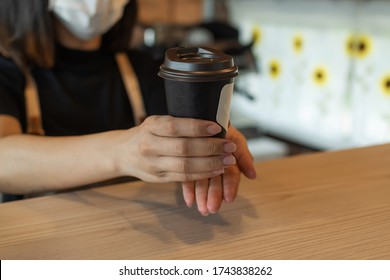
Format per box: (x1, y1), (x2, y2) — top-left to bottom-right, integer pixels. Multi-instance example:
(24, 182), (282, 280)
(1, 144), (390, 259)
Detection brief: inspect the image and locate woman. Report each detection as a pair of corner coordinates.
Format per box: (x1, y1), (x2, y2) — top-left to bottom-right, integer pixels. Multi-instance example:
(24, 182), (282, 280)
(0, 0), (256, 215)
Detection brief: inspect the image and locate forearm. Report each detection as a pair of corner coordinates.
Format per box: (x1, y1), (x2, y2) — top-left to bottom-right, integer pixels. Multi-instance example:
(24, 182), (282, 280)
(0, 116), (240, 196)
(0, 131), (124, 194)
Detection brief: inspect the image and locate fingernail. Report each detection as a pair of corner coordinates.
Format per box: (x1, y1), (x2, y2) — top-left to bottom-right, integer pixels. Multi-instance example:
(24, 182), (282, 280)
(224, 142), (236, 153)
(207, 124), (222, 135)
(248, 169), (257, 179)
(223, 155), (236, 165)
(213, 169), (225, 175)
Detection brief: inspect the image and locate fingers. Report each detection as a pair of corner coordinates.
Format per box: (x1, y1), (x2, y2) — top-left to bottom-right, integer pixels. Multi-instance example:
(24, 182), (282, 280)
(140, 137), (237, 157)
(193, 177), (223, 216)
(222, 165), (241, 202)
(227, 127), (257, 179)
(195, 179), (209, 216)
(207, 175), (223, 214)
(135, 116), (237, 183)
(182, 166), (241, 216)
(182, 178), (222, 216)
(153, 154), (236, 174)
(143, 115), (222, 137)
(182, 181), (195, 207)
(120, 117), (251, 212)
(153, 123), (251, 216)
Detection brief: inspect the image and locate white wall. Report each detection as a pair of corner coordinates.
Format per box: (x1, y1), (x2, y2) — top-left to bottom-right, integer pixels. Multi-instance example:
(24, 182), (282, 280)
(228, 0), (390, 150)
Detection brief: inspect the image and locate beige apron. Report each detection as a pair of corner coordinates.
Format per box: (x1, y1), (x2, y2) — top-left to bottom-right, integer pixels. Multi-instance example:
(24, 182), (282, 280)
(24, 52), (146, 135)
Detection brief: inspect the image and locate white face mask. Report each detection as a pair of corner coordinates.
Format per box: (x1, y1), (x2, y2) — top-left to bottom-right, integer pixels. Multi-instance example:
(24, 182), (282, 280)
(49, 0), (130, 40)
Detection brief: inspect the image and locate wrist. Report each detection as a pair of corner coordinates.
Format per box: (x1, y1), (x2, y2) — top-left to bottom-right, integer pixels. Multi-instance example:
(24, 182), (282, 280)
(108, 128), (138, 178)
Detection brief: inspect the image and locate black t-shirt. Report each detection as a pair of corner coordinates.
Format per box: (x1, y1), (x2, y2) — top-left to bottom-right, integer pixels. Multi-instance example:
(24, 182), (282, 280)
(0, 45), (167, 136)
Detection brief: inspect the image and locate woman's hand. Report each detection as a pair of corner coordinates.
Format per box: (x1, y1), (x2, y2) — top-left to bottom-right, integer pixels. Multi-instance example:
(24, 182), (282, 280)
(181, 126), (257, 216)
(114, 115), (237, 183)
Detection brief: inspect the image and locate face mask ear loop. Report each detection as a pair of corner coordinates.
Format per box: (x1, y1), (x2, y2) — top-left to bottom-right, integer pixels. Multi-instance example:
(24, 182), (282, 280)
(24, 72), (45, 136)
(115, 53), (147, 125)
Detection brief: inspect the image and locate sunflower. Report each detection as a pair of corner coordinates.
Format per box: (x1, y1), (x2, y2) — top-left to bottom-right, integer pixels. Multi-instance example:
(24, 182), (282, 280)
(269, 59), (281, 79)
(345, 34), (373, 59)
(380, 74), (390, 97)
(292, 34), (304, 54)
(356, 35), (372, 59)
(312, 66), (328, 86)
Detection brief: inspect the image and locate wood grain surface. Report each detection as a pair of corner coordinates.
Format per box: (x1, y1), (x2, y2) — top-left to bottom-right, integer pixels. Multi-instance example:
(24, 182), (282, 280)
(1, 144), (390, 259)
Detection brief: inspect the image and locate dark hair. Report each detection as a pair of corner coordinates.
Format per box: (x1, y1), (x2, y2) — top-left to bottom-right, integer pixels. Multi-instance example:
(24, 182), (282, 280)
(0, 0), (138, 71)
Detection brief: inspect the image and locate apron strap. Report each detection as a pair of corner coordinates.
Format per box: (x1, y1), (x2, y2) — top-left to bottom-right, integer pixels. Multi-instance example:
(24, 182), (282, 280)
(24, 71), (45, 136)
(24, 52), (147, 135)
(115, 52), (146, 126)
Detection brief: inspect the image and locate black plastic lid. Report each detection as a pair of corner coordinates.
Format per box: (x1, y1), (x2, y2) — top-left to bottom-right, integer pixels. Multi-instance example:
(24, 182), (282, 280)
(158, 46), (238, 82)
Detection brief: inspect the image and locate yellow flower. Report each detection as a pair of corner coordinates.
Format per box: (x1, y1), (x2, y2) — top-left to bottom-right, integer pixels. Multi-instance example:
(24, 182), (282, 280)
(380, 74), (390, 97)
(292, 34), (304, 54)
(269, 59), (281, 79)
(345, 34), (373, 59)
(356, 35), (372, 59)
(312, 66), (328, 86)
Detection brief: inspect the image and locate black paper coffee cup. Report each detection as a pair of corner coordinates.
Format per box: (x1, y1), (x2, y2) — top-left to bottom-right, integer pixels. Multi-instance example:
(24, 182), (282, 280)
(158, 46), (238, 138)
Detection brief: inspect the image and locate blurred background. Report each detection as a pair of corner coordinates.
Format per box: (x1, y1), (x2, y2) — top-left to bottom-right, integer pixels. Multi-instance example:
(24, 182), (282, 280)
(135, 0), (390, 161)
